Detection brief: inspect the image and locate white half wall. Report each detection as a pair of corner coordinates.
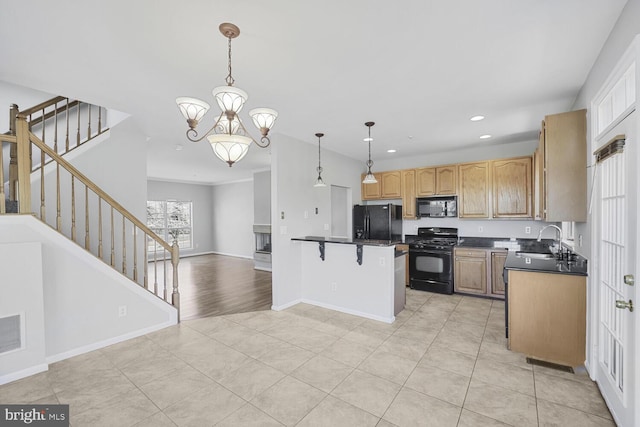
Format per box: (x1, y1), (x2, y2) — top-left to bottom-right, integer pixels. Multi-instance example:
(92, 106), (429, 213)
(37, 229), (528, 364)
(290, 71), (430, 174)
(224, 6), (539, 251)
(0, 215), (177, 384)
(0, 242), (46, 384)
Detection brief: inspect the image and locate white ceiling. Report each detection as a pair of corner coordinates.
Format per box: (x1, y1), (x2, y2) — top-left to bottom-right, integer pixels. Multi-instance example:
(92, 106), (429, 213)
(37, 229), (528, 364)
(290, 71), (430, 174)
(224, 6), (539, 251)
(0, 0), (627, 184)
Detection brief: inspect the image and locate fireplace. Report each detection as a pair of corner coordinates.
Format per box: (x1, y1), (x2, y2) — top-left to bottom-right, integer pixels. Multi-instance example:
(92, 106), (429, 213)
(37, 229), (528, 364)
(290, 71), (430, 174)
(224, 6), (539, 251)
(253, 224), (272, 271)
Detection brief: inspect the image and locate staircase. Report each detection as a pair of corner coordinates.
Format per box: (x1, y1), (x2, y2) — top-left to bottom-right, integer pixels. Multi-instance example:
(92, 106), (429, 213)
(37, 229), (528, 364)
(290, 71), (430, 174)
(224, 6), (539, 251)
(0, 96), (180, 318)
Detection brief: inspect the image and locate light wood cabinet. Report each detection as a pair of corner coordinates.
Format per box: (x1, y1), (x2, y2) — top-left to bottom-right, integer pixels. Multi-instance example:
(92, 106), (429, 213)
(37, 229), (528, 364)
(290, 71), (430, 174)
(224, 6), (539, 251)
(415, 167), (436, 196)
(416, 165), (457, 196)
(490, 251), (507, 297)
(436, 165), (457, 195)
(458, 162), (490, 218)
(400, 169), (416, 219)
(492, 157), (532, 218)
(508, 270), (586, 367)
(533, 137), (544, 220)
(380, 171), (402, 199)
(537, 109), (587, 222)
(454, 249), (488, 295)
(361, 173), (381, 200)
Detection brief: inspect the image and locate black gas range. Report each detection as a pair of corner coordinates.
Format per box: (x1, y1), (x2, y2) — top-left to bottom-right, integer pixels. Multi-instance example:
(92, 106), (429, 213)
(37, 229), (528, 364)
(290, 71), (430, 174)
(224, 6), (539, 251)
(405, 227), (459, 294)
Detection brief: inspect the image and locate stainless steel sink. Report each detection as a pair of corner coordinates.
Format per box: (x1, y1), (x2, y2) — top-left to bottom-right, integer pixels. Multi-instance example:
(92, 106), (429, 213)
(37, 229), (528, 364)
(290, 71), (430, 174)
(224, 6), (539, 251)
(515, 251), (555, 260)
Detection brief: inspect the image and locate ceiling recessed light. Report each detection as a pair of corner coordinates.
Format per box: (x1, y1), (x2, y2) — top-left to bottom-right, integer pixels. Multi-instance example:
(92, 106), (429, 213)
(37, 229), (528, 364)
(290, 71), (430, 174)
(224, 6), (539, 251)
(175, 144), (184, 151)
(387, 149), (396, 153)
(479, 134), (492, 139)
(470, 115), (485, 121)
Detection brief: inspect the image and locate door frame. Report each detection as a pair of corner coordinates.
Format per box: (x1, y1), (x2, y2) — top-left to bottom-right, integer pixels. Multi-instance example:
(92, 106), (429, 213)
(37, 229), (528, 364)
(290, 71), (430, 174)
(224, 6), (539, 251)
(587, 35), (639, 426)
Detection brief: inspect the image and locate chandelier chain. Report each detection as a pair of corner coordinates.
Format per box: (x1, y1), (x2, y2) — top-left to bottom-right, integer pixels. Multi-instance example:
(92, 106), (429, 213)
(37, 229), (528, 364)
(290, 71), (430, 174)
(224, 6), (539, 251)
(225, 36), (235, 86)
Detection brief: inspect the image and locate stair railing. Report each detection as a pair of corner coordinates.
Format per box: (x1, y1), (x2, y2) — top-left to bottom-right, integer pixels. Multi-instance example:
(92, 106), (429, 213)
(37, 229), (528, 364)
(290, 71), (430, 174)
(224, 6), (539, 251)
(3, 104), (180, 318)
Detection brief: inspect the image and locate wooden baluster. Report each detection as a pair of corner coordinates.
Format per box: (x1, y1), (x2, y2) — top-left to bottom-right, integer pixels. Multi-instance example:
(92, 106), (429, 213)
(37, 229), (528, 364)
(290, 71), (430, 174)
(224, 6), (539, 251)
(54, 101), (58, 154)
(98, 198), (103, 259)
(98, 106), (102, 134)
(85, 186), (90, 250)
(40, 149), (45, 220)
(15, 115), (31, 213)
(122, 216), (127, 276)
(171, 241), (180, 318)
(65, 99), (70, 152)
(71, 176), (76, 241)
(87, 104), (92, 139)
(153, 241), (158, 295)
(76, 102), (81, 146)
(56, 161), (61, 231)
(133, 226), (138, 282)
(143, 234), (149, 289)
(163, 249), (168, 301)
(9, 142), (17, 202)
(110, 206), (115, 267)
(41, 107), (45, 146)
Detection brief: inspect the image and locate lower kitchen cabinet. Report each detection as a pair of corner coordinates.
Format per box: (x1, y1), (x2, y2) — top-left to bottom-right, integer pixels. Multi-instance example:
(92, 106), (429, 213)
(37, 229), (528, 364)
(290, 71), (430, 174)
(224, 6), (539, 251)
(454, 247), (507, 299)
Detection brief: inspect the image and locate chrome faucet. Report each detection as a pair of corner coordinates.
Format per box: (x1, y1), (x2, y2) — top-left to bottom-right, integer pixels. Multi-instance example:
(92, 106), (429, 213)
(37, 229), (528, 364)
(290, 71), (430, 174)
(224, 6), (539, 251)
(537, 225), (563, 251)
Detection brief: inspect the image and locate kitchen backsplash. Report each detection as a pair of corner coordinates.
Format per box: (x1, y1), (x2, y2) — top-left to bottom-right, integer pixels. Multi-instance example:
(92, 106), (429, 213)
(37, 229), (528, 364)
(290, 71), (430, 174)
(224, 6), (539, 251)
(402, 217), (560, 239)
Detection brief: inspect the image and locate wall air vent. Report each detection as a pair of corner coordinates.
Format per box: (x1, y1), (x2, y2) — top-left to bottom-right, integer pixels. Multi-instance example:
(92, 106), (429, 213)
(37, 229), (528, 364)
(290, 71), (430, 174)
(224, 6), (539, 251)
(0, 314), (23, 354)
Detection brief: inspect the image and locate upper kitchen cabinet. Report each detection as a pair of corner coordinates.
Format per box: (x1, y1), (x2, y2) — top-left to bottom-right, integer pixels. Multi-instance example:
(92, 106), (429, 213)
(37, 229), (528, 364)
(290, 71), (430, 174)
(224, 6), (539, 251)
(361, 173), (382, 200)
(492, 156), (532, 218)
(380, 171), (402, 199)
(416, 165), (457, 196)
(401, 169), (416, 219)
(361, 171), (402, 200)
(537, 109), (587, 222)
(458, 161), (490, 218)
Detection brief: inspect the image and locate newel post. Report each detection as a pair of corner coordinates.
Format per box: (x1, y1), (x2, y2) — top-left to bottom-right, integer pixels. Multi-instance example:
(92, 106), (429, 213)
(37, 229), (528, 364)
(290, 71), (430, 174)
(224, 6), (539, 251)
(15, 113), (32, 214)
(171, 240), (181, 321)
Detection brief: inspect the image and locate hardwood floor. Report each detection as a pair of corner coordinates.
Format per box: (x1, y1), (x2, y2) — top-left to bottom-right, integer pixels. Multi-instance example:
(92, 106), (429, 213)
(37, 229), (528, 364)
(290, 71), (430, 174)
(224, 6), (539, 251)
(167, 254), (272, 321)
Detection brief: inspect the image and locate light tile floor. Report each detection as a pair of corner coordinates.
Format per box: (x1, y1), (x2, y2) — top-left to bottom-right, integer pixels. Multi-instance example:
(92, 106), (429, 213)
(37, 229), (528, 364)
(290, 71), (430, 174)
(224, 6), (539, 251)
(0, 290), (615, 426)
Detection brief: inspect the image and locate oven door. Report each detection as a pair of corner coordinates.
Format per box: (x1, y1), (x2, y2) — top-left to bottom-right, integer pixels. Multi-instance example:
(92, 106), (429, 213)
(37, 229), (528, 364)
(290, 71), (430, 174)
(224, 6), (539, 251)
(409, 247), (453, 294)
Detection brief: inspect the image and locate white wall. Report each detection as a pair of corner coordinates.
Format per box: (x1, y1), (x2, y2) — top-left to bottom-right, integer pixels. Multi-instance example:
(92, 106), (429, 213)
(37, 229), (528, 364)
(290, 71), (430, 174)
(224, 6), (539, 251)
(0, 242), (46, 384)
(0, 216), (176, 383)
(271, 135), (363, 310)
(148, 179), (215, 255)
(254, 170), (271, 225)
(211, 180), (254, 258)
(572, 0), (640, 258)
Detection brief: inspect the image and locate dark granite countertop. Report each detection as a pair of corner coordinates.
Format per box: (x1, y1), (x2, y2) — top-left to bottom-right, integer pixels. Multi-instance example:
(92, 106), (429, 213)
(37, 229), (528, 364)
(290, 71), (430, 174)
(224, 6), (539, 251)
(457, 237), (554, 251)
(504, 250), (588, 277)
(291, 236), (400, 247)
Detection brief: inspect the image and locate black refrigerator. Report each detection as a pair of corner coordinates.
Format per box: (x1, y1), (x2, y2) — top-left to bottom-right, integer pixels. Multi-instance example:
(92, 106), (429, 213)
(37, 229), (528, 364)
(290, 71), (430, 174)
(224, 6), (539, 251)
(353, 204), (403, 241)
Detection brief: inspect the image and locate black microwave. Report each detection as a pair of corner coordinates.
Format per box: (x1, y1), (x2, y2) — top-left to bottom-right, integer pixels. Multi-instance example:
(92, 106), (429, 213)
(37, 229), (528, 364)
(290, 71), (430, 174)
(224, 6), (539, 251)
(416, 196), (457, 218)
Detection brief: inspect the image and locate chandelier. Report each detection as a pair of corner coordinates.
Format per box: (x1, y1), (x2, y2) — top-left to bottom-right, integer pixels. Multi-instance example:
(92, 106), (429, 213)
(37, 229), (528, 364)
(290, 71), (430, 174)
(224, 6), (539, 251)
(176, 23), (278, 167)
(314, 132), (326, 187)
(362, 121), (377, 184)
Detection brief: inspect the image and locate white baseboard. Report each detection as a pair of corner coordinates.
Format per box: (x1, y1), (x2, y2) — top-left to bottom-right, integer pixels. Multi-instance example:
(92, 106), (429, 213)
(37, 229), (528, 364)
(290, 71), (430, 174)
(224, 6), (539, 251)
(301, 298), (395, 324)
(254, 266), (272, 272)
(0, 363), (49, 386)
(45, 319), (176, 364)
(272, 298), (302, 311)
(211, 251), (253, 260)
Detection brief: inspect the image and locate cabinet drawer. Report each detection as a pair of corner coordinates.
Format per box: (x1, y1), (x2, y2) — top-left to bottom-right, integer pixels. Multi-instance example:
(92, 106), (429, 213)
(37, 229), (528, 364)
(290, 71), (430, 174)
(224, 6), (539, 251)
(454, 249), (486, 258)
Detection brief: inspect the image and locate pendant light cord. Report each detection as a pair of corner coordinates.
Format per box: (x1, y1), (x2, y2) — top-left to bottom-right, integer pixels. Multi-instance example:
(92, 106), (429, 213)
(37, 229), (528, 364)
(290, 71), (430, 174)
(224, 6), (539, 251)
(225, 36), (235, 86)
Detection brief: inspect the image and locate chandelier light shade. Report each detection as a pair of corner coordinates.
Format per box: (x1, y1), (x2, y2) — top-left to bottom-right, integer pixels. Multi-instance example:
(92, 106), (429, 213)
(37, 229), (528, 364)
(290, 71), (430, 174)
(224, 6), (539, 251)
(314, 132), (326, 188)
(175, 22), (278, 167)
(362, 121), (378, 184)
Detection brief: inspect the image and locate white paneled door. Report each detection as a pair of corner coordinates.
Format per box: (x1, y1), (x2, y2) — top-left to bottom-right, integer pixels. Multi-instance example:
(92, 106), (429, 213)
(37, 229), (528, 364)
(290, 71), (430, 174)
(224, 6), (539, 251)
(593, 111), (637, 427)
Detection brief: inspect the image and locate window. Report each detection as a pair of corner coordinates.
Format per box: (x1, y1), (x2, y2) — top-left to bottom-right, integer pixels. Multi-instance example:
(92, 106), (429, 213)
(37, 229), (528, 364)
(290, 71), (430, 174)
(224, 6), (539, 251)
(562, 221), (575, 243)
(147, 200), (193, 251)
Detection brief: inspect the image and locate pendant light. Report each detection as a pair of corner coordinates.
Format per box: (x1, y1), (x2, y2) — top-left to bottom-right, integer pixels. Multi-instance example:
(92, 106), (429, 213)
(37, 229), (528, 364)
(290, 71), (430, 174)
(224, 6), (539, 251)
(314, 132), (326, 187)
(175, 23), (278, 167)
(362, 121), (377, 184)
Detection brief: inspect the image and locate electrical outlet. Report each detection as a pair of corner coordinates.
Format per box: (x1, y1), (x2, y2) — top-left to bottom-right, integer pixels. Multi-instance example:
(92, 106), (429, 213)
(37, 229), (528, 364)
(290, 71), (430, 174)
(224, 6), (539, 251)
(324, 224), (329, 230)
(280, 226), (287, 235)
(379, 257), (386, 267)
(118, 305), (127, 317)
(478, 226), (483, 233)
(304, 210), (309, 219)
(331, 282), (337, 292)
(579, 234), (583, 247)
(525, 226), (531, 234)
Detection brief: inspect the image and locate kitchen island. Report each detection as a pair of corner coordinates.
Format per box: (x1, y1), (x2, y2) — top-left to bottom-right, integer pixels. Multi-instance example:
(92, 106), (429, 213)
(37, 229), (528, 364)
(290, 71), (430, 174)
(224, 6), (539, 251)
(291, 236), (405, 323)
(504, 249), (588, 367)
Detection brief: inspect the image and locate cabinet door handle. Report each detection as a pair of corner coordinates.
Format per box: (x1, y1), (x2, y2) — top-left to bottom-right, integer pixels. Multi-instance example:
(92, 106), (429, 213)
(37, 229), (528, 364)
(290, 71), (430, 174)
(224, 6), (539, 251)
(615, 299), (634, 312)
